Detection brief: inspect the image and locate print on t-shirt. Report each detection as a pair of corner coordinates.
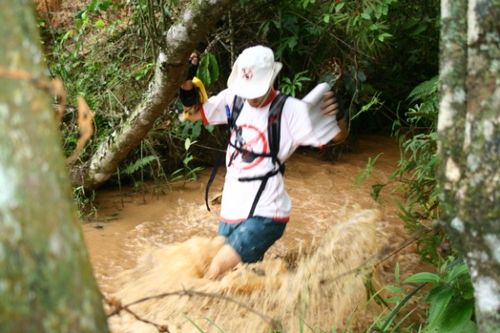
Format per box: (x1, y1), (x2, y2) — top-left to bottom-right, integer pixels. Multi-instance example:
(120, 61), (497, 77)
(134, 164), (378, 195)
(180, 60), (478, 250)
(229, 123), (268, 171)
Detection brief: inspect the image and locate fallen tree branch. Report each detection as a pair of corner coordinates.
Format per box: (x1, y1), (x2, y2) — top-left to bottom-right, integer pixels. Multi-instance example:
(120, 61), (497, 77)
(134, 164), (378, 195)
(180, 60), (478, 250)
(76, 0), (238, 189)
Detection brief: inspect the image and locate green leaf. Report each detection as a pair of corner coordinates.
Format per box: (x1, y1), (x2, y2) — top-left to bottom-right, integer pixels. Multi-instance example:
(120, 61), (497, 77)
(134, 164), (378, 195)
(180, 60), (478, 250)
(378, 32), (393, 42)
(335, 2), (345, 12)
(395, 262), (401, 284)
(407, 76), (438, 104)
(122, 155), (158, 175)
(95, 19), (105, 28)
(361, 11), (371, 20)
(444, 262), (469, 283)
(354, 153), (383, 186)
(426, 287), (453, 327)
(370, 183), (385, 200)
(192, 121), (202, 139)
(184, 137), (192, 151)
(205, 124), (215, 133)
(197, 52), (219, 87)
(198, 56), (211, 85)
(207, 53), (219, 83)
(286, 36), (298, 50)
(404, 272), (440, 284)
(384, 284), (402, 294)
(439, 298), (475, 332)
(384, 296), (402, 304)
(183, 154), (194, 166)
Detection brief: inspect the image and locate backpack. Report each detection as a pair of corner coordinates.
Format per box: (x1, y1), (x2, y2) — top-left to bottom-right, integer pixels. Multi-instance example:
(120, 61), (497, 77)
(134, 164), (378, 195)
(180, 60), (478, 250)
(205, 94), (289, 218)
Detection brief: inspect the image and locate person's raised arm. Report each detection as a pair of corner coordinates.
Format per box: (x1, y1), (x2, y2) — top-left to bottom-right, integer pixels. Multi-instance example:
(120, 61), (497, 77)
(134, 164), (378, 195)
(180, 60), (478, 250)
(179, 51), (203, 122)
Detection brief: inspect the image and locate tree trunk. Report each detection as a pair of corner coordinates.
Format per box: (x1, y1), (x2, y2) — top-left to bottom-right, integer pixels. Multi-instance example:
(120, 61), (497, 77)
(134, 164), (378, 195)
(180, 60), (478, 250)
(0, 1), (109, 332)
(438, 0), (500, 331)
(72, 0), (237, 189)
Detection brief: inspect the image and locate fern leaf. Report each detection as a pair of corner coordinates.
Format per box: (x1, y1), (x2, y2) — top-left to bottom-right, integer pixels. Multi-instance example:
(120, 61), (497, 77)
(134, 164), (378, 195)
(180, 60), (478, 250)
(123, 155), (159, 175)
(407, 76), (438, 104)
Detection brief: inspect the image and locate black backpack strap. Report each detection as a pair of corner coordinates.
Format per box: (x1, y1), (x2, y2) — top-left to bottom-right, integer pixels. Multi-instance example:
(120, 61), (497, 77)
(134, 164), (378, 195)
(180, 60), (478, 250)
(205, 95), (245, 212)
(239, 167), (282, 218)
(268, 94), (287, 167)
(204, 153), (224, 212)
(228, 95), (244, 128)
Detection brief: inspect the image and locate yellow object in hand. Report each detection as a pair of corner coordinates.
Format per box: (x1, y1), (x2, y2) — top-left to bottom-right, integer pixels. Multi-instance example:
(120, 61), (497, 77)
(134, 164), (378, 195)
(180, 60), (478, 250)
(181, 76), (208, 121)
(192, 76), (208, 103)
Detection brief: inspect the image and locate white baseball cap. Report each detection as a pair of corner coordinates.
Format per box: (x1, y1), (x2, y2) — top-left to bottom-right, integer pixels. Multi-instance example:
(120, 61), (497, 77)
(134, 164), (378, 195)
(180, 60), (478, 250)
(227, 45), (283, 99)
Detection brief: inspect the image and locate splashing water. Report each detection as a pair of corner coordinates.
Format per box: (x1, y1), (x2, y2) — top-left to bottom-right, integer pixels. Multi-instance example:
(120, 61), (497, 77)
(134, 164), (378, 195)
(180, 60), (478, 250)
(107, 209), (385, 333)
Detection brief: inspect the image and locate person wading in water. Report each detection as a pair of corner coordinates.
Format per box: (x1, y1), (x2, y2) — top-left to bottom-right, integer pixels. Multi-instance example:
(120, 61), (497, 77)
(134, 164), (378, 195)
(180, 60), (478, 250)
(179, 45), (347, 279)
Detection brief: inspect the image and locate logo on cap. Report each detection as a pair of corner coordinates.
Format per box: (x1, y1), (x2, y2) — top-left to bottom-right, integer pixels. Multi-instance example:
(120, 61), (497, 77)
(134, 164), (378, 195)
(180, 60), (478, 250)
(241, 68), (253, 80)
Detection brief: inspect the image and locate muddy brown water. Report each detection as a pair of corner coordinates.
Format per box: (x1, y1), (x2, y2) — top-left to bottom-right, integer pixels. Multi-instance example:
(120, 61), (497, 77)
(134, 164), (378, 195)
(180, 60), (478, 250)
(82, 135), (423, 332)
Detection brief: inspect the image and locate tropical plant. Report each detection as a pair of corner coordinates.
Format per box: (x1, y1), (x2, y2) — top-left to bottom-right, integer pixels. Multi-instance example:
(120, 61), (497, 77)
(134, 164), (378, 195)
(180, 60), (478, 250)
(366, 256), (475, 333)
(404, 257), (476, 333)
(362, 76), (441, 263)
(170, 137), (205, 181)
(280, 70), (311, 97)
(392, 76), (441, 263)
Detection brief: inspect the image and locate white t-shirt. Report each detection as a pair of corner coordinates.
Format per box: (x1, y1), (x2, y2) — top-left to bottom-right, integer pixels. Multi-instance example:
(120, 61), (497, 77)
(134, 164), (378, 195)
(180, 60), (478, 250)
(200, 84), (340, 223)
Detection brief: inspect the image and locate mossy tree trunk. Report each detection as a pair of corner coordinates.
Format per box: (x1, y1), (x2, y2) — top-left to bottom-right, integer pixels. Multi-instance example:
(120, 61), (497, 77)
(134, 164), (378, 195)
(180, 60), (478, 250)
(0, 1), (109, 332)
(438, 0), (499, 331)
(72, 0), (237, 189)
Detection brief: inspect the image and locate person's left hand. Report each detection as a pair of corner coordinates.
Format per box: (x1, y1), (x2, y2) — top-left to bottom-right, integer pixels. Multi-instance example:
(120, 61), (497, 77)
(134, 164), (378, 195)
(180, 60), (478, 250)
(320, 90), (340, 117)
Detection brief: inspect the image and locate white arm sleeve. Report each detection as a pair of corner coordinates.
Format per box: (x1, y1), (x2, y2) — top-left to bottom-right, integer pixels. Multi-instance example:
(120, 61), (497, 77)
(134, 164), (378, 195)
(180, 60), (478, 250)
(301, 83), (341, 145)
(201, 89), (234, 125)
(285, 83), (341, 147)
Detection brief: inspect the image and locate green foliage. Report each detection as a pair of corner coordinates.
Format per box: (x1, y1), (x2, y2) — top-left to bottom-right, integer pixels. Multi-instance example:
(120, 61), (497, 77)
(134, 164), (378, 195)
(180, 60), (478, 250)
(354, 153), (383, 186)
(367, 257), (475, 333)
(366, 76), (441, 263)
(393, 76), (441, 263)
(351, 92), (383, 121)
(132, 62), (154, 81)
(73, 186), (97, 218)
(365, 263), (423, 332)
(122, 155), (159, 175)
(43, 1), (143, 158)
(128, 0), (178, 54)
(176, 120), (204, 142)
(317, 0), (397, 51)
(359, 74), (457, 332)
(167, 120), (209, 181)
(170, 136), (204, 182)
(405, 257), (476, 333)
(197, 52), (220, 87)
(279, 70), (311, 97)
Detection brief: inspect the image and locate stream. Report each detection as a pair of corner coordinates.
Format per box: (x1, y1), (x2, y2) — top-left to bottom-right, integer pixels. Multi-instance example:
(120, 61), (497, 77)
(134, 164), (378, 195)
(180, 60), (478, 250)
(82, 135), (423, 333)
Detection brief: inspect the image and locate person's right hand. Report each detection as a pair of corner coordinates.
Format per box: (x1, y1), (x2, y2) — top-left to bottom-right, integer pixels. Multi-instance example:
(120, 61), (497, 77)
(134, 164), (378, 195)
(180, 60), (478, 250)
(181, 52), (199, 90)
(320, 91), (340, 117)
(186, 52), (199, 80)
